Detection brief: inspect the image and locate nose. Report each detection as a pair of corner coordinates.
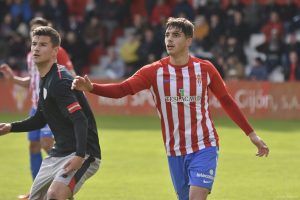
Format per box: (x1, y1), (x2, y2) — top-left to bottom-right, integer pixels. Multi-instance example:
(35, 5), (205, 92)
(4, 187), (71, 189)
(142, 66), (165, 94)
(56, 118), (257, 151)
(32, 45), (39, 52)
(166, 36), (172, 44)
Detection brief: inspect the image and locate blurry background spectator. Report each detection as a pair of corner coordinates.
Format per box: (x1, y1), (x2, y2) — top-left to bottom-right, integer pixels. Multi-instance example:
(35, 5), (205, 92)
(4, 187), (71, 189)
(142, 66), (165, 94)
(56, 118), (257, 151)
(1, 0), (300, 82)
(248, 57), (268, 81)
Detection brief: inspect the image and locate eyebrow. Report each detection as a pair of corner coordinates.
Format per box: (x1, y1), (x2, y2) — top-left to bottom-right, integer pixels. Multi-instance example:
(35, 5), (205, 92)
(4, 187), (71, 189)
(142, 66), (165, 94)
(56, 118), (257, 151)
(31, 41), (49, 45)
(165, 30), (182, 34)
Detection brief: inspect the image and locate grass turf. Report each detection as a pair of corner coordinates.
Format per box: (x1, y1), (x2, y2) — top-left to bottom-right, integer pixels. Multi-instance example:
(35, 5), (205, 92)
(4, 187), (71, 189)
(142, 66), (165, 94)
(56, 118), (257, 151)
(0, 114), (299, 200)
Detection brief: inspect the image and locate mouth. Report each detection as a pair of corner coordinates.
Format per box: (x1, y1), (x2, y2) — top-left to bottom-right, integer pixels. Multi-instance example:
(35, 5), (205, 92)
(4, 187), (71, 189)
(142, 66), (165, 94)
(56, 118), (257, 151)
(166, 45), (175, 50)
(33, 54), (40, 58)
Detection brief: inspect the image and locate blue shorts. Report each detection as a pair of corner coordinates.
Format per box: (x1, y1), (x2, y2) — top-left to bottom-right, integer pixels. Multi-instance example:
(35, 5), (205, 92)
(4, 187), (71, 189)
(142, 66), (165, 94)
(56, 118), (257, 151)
(167, 147), (219, 200)
(28, 108), (53, 142)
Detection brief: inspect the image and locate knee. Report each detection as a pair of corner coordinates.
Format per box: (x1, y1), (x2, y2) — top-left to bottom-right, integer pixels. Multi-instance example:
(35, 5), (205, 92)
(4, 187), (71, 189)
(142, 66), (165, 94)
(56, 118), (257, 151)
(46, 188), (60, 200)
(29, 141), (41, 153)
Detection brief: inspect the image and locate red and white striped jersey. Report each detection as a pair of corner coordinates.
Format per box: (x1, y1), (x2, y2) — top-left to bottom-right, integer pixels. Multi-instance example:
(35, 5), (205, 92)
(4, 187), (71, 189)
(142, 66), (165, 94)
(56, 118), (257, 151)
(27, 47), (74, 109)
(125, 56), (222, 156)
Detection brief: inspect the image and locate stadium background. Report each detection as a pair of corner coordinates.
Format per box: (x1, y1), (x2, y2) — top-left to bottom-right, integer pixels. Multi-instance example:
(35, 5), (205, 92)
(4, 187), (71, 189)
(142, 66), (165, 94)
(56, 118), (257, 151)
(0, 0), (300, 200)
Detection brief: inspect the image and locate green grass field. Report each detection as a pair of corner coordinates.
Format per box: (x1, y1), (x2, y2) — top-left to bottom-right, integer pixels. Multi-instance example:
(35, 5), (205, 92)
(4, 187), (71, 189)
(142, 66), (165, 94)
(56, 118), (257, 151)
(0, 114), (299, 200)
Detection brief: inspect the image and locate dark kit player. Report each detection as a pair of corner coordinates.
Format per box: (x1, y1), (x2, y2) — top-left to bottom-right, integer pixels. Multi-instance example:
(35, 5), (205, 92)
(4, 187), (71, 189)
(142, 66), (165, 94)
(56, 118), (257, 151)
(0, 26), (100, 200)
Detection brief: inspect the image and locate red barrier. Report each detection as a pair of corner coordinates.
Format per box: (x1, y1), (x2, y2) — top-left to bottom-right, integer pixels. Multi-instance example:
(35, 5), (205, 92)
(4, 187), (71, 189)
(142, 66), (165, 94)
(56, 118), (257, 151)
(1, 80), (299, 119)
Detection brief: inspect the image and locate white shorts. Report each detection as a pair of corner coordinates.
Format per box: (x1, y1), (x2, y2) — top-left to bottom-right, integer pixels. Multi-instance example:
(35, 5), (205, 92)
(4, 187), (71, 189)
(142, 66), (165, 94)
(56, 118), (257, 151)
(29, 153), (100, 200)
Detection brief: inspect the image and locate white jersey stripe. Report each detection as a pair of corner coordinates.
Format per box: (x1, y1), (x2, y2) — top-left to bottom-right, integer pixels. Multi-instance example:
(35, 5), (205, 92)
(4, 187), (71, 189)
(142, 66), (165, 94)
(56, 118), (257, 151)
(157, 67), (171, 154)
(194, 62), (205, 150)
(182, 67), (192, 154)
(168, 65), (181, 156)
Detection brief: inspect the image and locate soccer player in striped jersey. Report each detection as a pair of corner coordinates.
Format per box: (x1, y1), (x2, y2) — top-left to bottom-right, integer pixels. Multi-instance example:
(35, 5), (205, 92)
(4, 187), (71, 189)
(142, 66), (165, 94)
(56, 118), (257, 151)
(72, 17), (269, 200)
(0, 17), (75, 199)
(0, 26), (100, 200)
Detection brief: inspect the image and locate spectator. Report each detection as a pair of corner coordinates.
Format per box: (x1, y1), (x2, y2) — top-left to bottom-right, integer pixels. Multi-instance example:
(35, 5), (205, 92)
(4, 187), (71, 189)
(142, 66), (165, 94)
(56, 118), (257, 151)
(226, 10), (249, 45)
(243, 0), (264, 33)
(137, 28), (160, 66)
(150, 0), (171, 26)
(248, 57), (268, 81)
(192, 15), (209, 49)
(261, 11), (284, 42)
(120, 32), (141, 76)
(9, 0), (32, 23)
(224, 55), (245, 80)
(284, 51), (300, 81)
(256, 30), (285, 73)
(172, 0), (195, 21)
(91, 46), (125, 79)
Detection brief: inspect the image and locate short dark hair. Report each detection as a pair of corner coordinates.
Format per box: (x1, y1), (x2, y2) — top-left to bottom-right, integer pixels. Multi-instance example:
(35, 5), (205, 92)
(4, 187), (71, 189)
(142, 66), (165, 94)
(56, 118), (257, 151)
(31, 26), (61, 47)
(166, 17), (194, 38)
(29, 17), (50, 28)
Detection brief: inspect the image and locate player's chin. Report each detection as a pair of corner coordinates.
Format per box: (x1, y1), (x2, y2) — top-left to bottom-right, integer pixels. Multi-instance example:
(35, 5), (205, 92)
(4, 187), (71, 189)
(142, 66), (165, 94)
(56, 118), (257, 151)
(167, 50), (175, 56)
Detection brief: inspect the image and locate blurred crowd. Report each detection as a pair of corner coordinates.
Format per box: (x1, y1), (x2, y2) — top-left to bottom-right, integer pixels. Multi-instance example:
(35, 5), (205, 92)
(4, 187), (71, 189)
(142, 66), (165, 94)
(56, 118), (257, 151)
(1, 0), (300, 81)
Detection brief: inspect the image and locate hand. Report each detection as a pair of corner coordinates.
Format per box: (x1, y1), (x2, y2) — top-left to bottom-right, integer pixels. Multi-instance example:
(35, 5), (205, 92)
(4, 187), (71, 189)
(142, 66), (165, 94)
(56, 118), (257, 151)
(63, 156), (84, 174)
(0, 123), (12, 136)
(0, 64), (14, 80)
(248, 132), (269, 157)
(71, 75), (93, 92)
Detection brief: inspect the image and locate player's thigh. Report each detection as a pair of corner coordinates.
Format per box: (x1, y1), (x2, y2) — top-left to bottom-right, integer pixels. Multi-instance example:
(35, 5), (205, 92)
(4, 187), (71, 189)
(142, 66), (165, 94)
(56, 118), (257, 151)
(29, 157), (54, 199)
(47, 181), (72, 200)
(167, 155), (189, 200)
(54, 155), (100, 196)
(189, 185), (209, 200)
(188, 147), (219, 192)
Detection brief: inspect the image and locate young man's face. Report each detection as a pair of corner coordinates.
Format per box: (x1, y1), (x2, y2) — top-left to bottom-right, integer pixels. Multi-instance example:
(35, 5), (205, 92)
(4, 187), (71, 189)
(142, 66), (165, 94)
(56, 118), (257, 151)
(165, 26), (192, 56)
(31, 35), (57, 65)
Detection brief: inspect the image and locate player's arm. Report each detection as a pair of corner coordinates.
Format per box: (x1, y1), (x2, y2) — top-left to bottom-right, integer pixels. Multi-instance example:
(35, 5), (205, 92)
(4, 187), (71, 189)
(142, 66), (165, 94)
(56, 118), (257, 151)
(71, 75), (133, 98)
(71, 66), (153, 97)
(52, 80), (88, 173)
(208, 65), (269, 157)
(0, 104), (47, 136)
(0, 63), (30, 88)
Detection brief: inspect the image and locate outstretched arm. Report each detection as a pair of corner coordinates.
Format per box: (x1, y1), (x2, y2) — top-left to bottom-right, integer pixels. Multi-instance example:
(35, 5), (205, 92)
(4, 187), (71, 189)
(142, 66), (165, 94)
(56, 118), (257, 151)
(0, 64), (30, 88)
(0, 105), (47, 136)
(72, 64), (153, 98)
(72, 75), (137, 98)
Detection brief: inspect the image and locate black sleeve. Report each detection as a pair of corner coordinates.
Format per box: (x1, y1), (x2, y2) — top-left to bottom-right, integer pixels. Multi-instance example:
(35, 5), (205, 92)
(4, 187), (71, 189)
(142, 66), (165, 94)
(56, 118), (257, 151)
(11, 103), (47, 132)
(52, 79), (88, 157)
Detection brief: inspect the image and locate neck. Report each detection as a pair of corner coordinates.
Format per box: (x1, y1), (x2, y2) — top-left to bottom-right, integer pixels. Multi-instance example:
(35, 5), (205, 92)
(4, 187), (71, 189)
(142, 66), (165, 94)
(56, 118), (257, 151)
(169, 51), (190, 66)
(36, 60), (54, 77)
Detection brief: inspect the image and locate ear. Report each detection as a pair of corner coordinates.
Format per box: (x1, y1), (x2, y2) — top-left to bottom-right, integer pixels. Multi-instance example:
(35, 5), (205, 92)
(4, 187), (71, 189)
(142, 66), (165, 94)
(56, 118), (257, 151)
(186, 37), (192, 47)
(53, 46), (59, 56)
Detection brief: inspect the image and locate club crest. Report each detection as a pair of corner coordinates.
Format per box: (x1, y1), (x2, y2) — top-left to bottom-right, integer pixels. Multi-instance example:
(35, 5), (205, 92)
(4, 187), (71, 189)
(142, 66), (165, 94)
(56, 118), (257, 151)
(43, 88), (47, 99)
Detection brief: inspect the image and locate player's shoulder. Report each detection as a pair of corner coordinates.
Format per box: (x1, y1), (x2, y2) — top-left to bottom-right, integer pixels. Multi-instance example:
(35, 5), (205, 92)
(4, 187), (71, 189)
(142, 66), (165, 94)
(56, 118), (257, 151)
(191, 56), (214, 67)
(50, 64), (72, 84)
(138, 59), (164, 74)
